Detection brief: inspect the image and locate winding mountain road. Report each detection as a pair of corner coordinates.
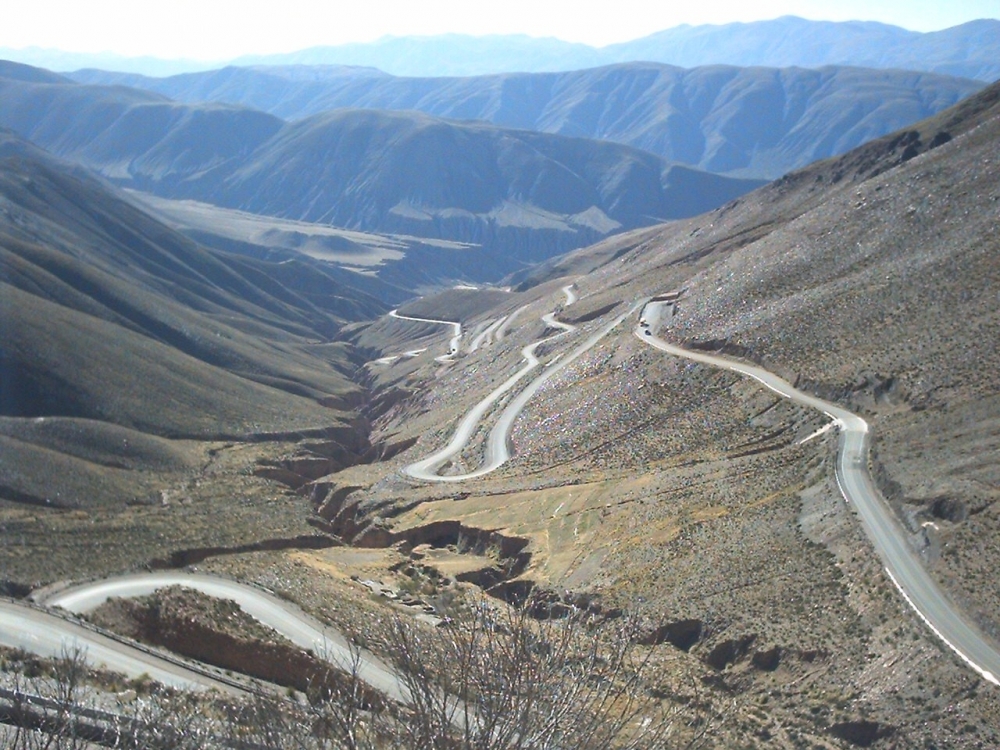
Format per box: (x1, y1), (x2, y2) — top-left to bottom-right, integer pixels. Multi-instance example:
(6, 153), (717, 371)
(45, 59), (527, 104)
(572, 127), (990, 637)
(10, 285), (994, 710)
(0, 572), (404, 699)
(0, 284), (590, 703)
(0, 599), (239, 692)
(389, 308), (461, 362)
(404, 285), (639, 482)
(38, 572), (406, 701)
(468, 315), (507, 353)
(638, 300), (1000, 686)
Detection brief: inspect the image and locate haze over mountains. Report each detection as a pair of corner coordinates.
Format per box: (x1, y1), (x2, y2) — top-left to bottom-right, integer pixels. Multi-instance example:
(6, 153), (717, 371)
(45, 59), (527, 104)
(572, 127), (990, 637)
(0, 62), (766, 281)
(5, 17), (1000, 80)
(234, 17), (1000, 80)
(2, 9), (1000, 746)
(73, 63), (985, 180)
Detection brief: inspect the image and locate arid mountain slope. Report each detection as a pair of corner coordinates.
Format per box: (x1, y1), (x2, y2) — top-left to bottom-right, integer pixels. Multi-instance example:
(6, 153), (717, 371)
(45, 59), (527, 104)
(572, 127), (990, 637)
(125, 192), (468, 300)
(72, 63), (985, 179)
(322, 79), (1000, 747)
(0, 134), (382, 510)
(0, 63), (762, 284)
(592, 80), (1000, 647)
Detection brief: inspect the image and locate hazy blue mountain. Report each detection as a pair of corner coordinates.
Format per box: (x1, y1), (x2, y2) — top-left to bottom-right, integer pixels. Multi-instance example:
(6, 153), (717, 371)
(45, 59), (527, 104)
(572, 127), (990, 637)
(604, 18), (1000, 82)
(71, 63), (984, 179)
(6, 17), (999, 80)
(235, 34), (606, 77)
(0, 65), (763, 279)
(232, 17), (1000, 81)
(0, 46), (218, 77)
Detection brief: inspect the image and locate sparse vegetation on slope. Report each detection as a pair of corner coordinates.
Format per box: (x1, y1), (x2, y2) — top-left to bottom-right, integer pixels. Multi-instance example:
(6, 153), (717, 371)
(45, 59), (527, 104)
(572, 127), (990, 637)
(3, 47), (1000, 750)
(0, 135), (388, 575)
(302, 80), (1000, 747)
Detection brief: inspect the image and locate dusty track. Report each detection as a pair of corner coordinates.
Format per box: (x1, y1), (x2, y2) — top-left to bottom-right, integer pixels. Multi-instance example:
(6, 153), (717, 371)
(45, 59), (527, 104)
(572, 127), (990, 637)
(0, 572), (404, 700)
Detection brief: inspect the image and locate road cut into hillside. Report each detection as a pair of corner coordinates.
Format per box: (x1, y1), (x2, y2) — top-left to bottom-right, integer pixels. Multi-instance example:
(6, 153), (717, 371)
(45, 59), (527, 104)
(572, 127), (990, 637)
(637, 299), (1000, 687)
(22, 571), (404, 701)
(0, 598), (241, 693)
(403, 285), (640, 481)
(389, 308), (462, 362)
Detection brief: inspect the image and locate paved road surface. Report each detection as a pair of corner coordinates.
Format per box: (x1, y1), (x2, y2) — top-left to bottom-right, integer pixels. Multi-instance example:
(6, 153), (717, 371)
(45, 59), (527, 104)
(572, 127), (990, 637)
(41, 572), (406, 701)
(495, 305), (526, 341)
(404, 286), (637, 482)
(0, 598), (238, 692)
(389, 309), (462, 362)
(468, 316), (507, 353)
(16, 288), (992, 711)
(638, 300), (1000, 686)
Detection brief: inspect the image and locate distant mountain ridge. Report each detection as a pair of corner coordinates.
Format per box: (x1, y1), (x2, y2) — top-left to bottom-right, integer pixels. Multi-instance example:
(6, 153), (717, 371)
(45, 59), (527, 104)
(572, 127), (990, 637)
(0, 63), (763, 283)
(71, 63), (986, 180)
(6, 17), (999, 80)
(227, 17), (1000, 82)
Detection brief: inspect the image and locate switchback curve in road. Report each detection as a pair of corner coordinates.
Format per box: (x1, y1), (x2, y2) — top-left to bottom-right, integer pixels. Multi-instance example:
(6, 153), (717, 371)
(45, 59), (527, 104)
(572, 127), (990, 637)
(0, 598), (239, 692)
(403, 285), (576, 481)
(38, 572), (405, 702)
(637, 300), (1000, 686)
(389, 309), (462, 362)
(404, 285), (636, 482)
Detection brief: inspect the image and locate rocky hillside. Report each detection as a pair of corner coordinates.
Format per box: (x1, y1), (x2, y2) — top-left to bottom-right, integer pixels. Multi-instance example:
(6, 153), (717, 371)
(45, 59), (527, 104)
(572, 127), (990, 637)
(88, 587), (355, 695)
(319, 79), (1000, 748)
(72, 63), (985, 179)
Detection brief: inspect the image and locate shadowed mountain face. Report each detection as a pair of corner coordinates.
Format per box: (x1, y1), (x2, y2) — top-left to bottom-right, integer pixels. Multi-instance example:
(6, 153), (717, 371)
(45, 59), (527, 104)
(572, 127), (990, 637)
(0, 64), (764, 281)
(0, 131), (387, 507)
(70, 63), (985, 180)
(212, 109), (760, 237)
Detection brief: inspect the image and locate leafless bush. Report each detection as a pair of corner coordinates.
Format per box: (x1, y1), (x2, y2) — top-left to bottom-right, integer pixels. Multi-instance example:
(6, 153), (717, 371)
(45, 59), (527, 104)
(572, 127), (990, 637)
(1, 646), (93, 750)
(0, 646), (213, 750)
(2, 601), (720, 749)
(356, 597), (712, 749)
(113, 693), (212, 750)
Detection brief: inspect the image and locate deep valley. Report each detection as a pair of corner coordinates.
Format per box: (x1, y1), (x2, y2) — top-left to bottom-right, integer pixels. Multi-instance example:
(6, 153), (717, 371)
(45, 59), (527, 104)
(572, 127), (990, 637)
(1, 23), (999, 749)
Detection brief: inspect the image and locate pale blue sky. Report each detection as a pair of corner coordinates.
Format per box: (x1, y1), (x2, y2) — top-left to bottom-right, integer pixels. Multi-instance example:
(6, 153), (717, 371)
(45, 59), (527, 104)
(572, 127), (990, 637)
(5, 0), (1000, 60)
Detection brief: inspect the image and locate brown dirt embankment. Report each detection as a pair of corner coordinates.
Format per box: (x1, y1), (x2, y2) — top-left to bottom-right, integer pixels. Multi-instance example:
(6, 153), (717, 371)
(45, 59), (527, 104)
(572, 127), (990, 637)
(87, 586), (367, 698)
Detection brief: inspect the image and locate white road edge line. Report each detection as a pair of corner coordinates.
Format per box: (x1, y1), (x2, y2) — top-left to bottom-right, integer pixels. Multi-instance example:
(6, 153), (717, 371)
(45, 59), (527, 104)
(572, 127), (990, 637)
(884, 568), (1000, 686)
(637, 299), (1000, 686)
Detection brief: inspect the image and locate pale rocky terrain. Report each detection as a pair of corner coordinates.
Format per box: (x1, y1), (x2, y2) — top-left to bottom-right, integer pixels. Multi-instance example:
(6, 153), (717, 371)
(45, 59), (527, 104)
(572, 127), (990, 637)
(282, 82), (1000, 747)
